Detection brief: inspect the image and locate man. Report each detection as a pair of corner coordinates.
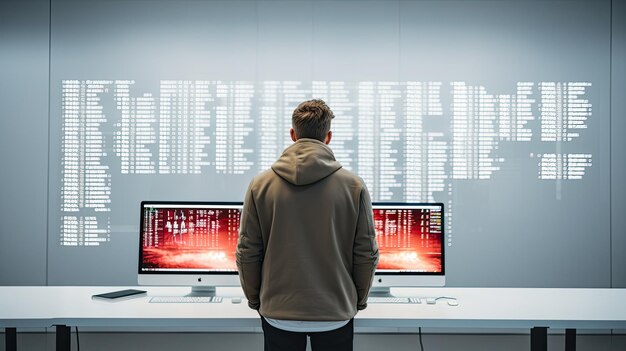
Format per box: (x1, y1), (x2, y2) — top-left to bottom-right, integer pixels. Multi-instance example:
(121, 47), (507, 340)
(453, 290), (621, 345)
(236, 99), (379, 351)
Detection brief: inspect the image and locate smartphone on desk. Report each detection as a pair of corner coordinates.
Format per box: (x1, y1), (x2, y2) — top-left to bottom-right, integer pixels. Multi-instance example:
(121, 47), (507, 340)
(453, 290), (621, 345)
(92, 289), (147, 301)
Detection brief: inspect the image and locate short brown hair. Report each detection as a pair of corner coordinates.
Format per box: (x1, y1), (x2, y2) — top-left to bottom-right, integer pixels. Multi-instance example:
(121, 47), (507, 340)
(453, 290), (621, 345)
(291, 99), (334, 142)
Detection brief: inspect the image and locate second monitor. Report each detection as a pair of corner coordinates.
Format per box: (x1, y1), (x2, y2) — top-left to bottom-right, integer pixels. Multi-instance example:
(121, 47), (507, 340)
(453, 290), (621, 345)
(138, 201), (243, 296)
(370, 202), (445, 296)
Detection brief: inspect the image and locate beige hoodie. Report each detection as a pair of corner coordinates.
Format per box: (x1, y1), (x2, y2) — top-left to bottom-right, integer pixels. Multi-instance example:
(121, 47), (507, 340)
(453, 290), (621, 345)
(236, 138), (379, 321)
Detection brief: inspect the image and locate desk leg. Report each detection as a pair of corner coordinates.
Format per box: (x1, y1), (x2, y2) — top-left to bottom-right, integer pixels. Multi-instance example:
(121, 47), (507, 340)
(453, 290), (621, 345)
(5, 327), (17, 351)
(55, 325), (71, 351)
(565, 329), (576, 351)
(531, 327), (548, 351)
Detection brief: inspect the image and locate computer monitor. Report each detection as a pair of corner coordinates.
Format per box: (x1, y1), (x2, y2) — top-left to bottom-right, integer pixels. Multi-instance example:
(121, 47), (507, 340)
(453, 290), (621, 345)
(370, 203), (445, 296)
(137, 201), (243, 296)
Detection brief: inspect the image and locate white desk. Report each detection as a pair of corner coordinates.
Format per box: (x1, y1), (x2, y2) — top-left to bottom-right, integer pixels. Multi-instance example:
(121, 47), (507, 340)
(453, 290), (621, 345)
(2, 286), (626, 351)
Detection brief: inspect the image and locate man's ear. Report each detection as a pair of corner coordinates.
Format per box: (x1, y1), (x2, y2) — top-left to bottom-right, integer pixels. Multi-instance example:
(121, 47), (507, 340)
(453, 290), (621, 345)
(290, 128), (298, 142)
(324, 131), (332, 145)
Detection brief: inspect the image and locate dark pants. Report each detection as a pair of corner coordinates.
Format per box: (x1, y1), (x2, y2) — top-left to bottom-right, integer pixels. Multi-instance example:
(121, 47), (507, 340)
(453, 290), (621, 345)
(261, 317), (354, 351)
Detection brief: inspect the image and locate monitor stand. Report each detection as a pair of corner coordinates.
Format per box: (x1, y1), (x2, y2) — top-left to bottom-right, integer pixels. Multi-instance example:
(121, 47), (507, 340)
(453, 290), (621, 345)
(368, 287), (395, 298)
(186, 286), (217, 297)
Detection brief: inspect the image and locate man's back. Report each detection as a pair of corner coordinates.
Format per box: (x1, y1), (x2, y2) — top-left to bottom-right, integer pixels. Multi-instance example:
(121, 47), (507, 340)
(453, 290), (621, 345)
(236, 99), (378, 350)
(237, 138), (377, 320)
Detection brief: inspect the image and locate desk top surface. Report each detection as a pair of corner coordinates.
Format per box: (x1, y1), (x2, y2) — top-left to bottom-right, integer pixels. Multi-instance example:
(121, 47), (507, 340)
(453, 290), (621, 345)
(1, 286), (625, 329)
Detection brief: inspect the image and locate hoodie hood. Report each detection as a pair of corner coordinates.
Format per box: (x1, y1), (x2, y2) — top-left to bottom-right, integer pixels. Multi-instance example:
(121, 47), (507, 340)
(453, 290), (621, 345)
(271, 138), (342, 186)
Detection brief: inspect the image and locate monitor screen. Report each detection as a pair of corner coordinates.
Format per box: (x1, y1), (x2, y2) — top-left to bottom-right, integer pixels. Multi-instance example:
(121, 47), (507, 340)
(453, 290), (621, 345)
(138, 201), (242, 277)
(371, 203), (445, 289)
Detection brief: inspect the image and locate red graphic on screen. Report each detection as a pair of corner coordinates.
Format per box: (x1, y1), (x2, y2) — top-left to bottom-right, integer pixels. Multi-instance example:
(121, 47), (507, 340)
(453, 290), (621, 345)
(141, 207), (240, 271)
(373, 208), (443, 272)
(141, 206), (442, 274)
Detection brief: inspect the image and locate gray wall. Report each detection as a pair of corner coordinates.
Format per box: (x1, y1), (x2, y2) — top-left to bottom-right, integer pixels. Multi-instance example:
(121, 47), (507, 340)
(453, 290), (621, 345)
(0, 0), (49, 285)
(612, 0), (626, 288)
(0, 0), (624, 288)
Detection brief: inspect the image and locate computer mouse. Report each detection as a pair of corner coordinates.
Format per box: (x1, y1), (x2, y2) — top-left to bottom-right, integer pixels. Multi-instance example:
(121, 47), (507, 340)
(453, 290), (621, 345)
(231, 297), (242, 304)
(447, 300), (459, 306)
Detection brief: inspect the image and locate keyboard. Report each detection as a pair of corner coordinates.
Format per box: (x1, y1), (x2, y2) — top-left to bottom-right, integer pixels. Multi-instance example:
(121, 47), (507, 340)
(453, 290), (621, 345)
(149, 296), (223, 303)
(367, 297), (421, 304)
